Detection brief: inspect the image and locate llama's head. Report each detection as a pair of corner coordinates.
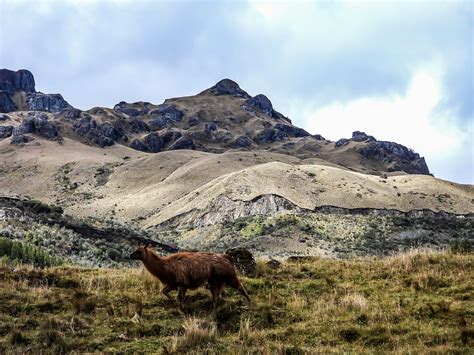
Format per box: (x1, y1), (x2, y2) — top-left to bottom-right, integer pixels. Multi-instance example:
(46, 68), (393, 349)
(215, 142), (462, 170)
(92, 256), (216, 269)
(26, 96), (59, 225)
(130, 243), (152, 260)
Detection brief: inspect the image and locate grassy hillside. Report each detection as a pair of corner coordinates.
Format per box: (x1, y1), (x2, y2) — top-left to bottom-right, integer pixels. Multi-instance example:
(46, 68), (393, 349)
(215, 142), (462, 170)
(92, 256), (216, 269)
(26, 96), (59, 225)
(1, 137), (472, 232)
(0, 250), (472, 353)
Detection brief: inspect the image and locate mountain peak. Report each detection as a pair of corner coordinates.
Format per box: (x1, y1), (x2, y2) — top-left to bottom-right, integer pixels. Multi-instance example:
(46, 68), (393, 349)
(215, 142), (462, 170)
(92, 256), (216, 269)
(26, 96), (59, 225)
(0, 68), (36, 93)
(0, 68), (70, 113)
(199, 78), (251, 99)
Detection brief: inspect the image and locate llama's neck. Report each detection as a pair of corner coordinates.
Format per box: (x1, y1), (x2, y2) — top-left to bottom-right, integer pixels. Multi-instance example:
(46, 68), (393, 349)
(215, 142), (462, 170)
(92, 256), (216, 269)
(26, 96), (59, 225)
(142, 250), (165, 279)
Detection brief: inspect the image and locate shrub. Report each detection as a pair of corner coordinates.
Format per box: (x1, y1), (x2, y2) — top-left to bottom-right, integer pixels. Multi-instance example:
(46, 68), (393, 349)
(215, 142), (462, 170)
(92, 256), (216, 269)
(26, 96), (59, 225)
(0, 237), (62, 268)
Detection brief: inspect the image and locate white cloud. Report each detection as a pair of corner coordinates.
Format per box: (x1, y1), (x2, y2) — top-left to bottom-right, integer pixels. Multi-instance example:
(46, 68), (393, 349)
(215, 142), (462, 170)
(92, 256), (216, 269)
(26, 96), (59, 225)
(303, 67), (473, 183)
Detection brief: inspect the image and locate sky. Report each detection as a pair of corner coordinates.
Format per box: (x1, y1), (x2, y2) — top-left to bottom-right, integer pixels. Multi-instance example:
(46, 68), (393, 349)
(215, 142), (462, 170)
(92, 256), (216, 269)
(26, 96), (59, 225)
(0, 0), (473, 184)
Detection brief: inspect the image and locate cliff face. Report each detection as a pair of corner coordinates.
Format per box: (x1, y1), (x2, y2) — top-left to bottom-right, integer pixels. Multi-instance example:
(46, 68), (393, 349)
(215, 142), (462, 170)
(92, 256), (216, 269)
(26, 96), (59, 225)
(0, 69), (69, 113)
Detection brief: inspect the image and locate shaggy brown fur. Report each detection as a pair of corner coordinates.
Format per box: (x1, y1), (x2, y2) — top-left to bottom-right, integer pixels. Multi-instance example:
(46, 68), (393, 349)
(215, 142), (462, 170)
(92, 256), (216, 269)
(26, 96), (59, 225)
(130, 244), (250, 310)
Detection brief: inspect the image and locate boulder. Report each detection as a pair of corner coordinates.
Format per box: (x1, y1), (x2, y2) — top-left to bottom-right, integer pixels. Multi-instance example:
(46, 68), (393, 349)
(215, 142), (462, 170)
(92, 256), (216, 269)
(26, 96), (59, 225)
(352, 131), (375, 142)
(275, 123), (310, 137)
(0, 69), (35, 93)
(233, 135), (253, 148)
(168, 136), (195, 150)
(335, 138), (350, 147)
(72, 117), (117, 147)
(150, 104), (184, 129)
(245, 94), (273, 116)
(225, 248), (256, 276)
(0, 125), (13, 138)
(0, 113), (10, 121)
(11, 134), (34, 145)
(26, 92), (69, 113)
(62, 108), (82, 119)
(312, 134), (325, 140)
(162, 131), (183, 145)
(130, 139), (147, 152)
(187, 116), (199, 127)
(256, 128), (287, 142)
(199, 79), (251, 99)
(266, 259), (281, 269)
(13, 114), (59, 140)
(143, 132), (164, 153)
(205, 122), (217, 132)
(130, 119), (150, 133)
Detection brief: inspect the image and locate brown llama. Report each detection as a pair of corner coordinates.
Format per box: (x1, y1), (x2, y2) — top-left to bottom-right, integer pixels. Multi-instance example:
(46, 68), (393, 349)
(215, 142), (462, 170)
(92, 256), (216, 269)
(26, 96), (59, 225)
(130, 243), (250, 310)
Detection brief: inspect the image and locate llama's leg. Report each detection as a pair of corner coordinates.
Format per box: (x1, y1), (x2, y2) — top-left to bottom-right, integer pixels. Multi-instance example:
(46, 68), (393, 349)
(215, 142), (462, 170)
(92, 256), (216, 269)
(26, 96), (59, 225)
(210, 281), (224, 311)
(177, 286), (188, 307)
(162, 284), (176, 305)
(229, 276), (251, 303)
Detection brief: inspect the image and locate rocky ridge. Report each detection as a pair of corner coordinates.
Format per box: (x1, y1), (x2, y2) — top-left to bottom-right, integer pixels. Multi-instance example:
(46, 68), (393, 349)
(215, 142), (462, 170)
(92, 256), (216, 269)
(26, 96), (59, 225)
(0, 69), (430, 176)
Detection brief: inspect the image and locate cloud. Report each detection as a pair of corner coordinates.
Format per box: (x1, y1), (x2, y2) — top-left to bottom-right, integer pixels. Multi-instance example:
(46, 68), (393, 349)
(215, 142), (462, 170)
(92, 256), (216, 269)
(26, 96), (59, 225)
(303, 66), (473, 183)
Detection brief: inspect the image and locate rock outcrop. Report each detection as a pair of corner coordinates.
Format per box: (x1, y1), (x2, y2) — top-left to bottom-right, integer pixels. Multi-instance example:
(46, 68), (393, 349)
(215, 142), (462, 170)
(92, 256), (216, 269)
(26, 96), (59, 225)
(0, 125), (13, 138)
(0, 69), (35, 93)
(243, 94), (288, 121)
(0, 69), (71, 113)
(149, 104), (184, 130)
(26, 92), (70, 113)
(199, 78), (251, 99)
(13, 113), (60, 140)
(72, 116), (124, 147)
(335, 131), (430, 175)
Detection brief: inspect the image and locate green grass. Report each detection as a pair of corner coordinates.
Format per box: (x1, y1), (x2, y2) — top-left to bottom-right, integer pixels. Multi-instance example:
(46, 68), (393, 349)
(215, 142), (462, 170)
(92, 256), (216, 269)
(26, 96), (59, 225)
(0, 250), (472, 353)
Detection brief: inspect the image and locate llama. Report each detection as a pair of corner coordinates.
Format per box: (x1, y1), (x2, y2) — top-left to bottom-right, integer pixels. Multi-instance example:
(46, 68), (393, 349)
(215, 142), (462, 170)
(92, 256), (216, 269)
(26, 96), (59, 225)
(130, 243), (250, 310)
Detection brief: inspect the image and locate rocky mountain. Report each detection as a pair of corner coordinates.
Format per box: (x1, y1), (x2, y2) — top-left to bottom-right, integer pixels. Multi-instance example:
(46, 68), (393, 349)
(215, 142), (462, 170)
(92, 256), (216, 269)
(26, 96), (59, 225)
(0, 69), (428, 175)
(1, 69), (472, 261)
(0, 69), (70, 113)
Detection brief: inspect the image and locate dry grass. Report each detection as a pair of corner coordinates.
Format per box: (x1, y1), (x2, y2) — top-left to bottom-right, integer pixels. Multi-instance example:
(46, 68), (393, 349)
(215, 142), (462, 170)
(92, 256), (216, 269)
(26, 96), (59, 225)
(0, 249), (472, 353)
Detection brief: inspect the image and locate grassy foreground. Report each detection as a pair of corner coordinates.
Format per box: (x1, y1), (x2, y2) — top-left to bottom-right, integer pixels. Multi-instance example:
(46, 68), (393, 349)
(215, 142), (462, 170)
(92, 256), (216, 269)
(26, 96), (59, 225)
(0, 250), (472, 353)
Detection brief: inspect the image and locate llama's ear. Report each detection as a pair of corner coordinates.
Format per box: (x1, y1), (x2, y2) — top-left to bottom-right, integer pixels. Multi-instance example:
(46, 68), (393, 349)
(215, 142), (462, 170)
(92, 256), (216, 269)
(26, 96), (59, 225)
(145, 242), (152, 249)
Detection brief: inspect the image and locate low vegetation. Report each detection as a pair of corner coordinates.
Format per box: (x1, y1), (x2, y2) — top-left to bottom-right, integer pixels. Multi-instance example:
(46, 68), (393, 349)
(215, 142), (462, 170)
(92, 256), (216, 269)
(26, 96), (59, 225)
(0, 250), (472, 353)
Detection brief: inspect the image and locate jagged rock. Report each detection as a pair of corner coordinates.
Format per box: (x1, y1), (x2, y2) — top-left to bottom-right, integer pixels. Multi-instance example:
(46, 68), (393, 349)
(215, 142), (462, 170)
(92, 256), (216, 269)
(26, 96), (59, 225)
(130, 119), (150, 133)
(11, 134), (34, 145)
(27, 92), (69, 113)
(187, 116), (199, 127)
(149, 104), (184, 129)
(13, 114), (59, 140)
(168, 136), (195, 150)
(130, 139), (147, 152)
(352, 131), (375, 142)
(0, 69), (35, 93)
(205, 122), (217, 132)
(72, 117), (117, 147)
(0, 125), (13, 138)
(199, 79), (251, 99)
(143, 132), (164, 153)
(62, 108), (82, 119)
(233, 135), (253, 148)
(0, 113), (10, 121)
(275, 123), (310, 137)
(313, 134), (325, 140)
(359, 141), (430, 175)
(256, 128), (287, 142)
(113, 101), (142, 116)
(245, 94), (273, 116)
(266, 259), (281, 269)
(0, 92), (16, 112)
(335, 138), (350, 147)
(99, 122), (123, 141)
(162, 131), (183, 145)
(225, 248), (256, 276)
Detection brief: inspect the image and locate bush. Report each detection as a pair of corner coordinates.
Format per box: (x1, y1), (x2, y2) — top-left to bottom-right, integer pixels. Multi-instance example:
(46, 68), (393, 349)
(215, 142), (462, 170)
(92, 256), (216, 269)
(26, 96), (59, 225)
(0, 237), (63, 268)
